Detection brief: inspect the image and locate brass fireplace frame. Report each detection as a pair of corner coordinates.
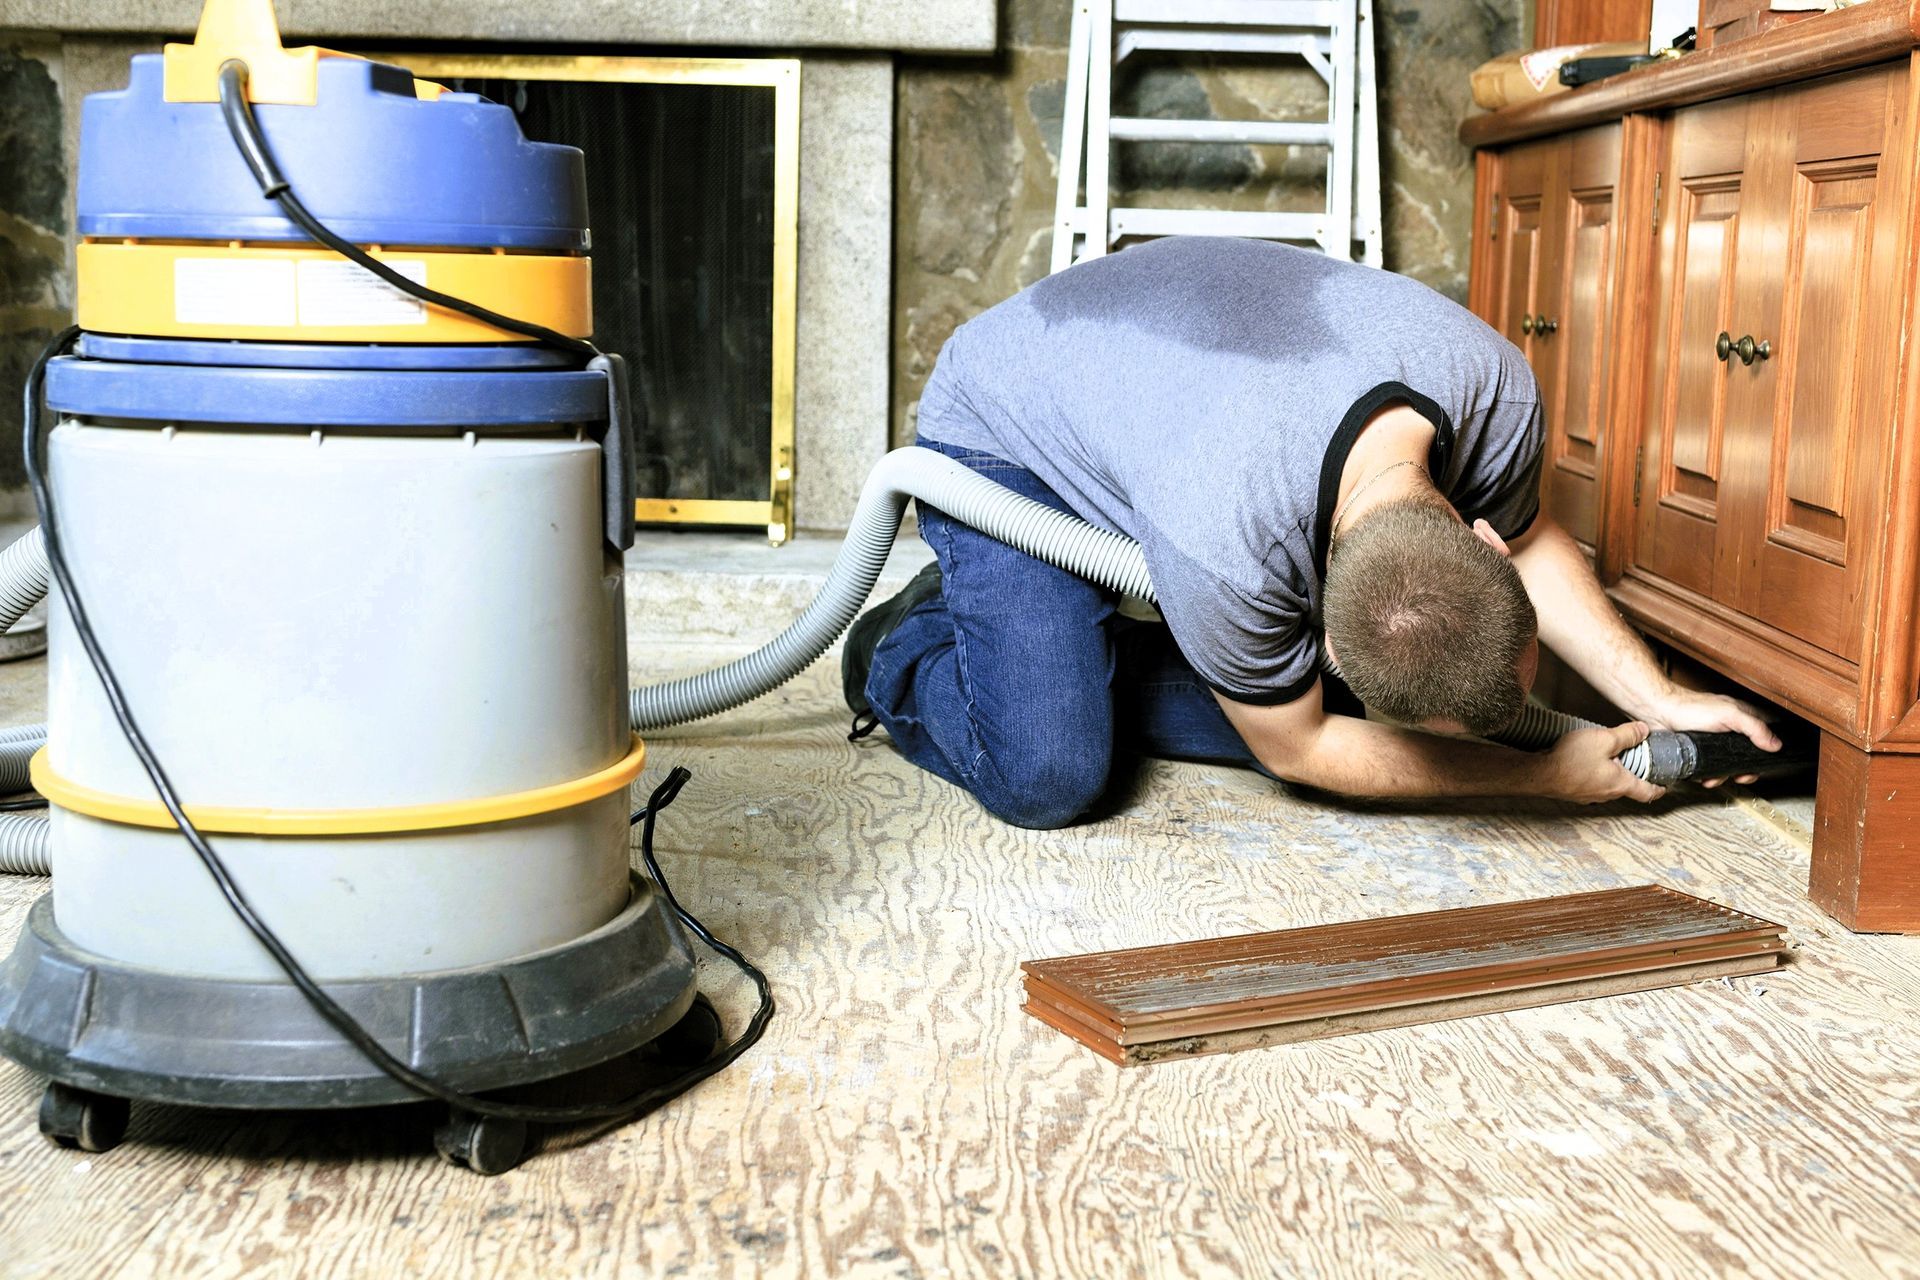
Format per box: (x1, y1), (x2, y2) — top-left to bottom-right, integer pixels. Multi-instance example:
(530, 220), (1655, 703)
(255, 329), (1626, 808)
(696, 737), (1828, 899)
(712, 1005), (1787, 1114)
(372, 52), (801, 544)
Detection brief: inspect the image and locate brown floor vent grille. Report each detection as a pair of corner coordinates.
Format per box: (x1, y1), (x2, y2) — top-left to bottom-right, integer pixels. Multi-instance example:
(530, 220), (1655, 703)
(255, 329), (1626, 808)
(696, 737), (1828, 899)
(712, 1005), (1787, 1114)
(1022, 885), (1788, 1065)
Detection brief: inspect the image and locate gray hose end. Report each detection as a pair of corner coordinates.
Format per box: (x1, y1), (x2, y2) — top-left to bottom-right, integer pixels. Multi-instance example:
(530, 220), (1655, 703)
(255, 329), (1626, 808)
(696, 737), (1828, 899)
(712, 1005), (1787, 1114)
(1616, 740), (1653, 783)
(0, 811), (50, 876)
(0, 737), (44, 796)
(1639, 730), (1696, 787)
(0, 525), (49, 636)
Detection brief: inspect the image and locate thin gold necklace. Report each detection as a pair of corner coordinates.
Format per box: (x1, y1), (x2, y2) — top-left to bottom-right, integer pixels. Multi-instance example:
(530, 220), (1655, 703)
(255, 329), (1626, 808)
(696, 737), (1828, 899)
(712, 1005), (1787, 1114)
(1332, 459), (1423, 536)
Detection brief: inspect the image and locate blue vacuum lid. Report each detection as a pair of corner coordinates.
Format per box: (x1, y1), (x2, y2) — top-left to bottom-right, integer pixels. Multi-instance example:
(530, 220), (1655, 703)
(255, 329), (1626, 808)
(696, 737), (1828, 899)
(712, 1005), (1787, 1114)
(44, 355), (610, 429)
(75, 333), (579, 371)
(77, 54), (589, 253)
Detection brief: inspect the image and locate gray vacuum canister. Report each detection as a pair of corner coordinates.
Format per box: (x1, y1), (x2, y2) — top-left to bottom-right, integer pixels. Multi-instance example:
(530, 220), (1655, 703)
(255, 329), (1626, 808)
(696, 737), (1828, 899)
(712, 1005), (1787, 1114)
(43, 421), (634, 980)
(0, 353), (707, 1128)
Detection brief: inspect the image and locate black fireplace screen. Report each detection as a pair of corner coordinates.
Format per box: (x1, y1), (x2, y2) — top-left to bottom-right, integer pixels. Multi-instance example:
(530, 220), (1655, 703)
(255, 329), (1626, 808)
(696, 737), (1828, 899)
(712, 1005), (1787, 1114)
(442, 73), (782, 519)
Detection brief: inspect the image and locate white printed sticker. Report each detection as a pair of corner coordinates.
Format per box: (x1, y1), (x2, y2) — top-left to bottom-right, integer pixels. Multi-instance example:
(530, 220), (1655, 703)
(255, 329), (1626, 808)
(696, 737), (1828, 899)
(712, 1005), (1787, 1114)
(174, 258), (297, 327)
(1518, 46), (1578, 92)
(295, 259), (430, 327)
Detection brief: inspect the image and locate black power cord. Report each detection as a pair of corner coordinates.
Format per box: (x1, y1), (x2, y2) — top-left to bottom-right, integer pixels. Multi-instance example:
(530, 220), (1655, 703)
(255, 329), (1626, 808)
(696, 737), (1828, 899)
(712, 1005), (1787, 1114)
(13, 60), (778, 1130)
(215, 60), (598, 360)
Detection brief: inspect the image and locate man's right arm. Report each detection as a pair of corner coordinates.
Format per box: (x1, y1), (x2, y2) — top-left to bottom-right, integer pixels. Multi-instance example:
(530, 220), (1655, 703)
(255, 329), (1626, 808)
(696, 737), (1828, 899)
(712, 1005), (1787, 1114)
(1214, 681), (1666, 804)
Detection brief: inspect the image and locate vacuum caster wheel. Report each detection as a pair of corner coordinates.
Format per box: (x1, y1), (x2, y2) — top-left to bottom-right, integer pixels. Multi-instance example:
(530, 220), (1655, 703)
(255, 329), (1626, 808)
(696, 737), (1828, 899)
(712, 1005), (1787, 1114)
(433, 1108), (529, 1177)
(38, 1083), (130, 1153)
(651, 992), (724, 1067)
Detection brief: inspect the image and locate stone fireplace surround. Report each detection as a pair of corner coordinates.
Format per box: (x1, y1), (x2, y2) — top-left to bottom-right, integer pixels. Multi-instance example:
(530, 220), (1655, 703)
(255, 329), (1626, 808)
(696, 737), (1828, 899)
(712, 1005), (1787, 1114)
(0, 0), (998, 530)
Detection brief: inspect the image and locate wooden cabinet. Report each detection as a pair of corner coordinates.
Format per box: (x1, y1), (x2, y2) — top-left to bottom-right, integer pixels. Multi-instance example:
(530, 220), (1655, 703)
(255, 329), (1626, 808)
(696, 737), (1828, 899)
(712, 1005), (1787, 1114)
(1464, 23), (1920, 932)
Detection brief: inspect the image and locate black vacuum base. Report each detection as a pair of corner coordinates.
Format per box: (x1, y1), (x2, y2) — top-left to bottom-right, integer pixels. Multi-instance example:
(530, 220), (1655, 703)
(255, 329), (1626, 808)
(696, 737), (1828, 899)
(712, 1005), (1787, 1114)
(0, 873), (710, 1171)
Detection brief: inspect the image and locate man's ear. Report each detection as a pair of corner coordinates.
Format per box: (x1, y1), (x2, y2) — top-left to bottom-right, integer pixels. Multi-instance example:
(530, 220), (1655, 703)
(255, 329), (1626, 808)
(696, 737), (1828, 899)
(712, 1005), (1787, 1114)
(1471, 518), (1512, 558)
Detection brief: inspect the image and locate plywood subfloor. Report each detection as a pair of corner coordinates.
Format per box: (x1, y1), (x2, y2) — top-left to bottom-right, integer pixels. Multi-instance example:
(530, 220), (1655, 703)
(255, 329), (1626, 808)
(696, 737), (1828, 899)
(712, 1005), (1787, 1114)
(3, 650), (1919, 1279)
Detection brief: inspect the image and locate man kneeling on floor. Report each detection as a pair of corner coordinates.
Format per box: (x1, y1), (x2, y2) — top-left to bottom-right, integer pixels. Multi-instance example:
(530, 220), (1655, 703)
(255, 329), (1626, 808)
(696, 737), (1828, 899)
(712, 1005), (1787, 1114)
(843, 236), (1779, 829)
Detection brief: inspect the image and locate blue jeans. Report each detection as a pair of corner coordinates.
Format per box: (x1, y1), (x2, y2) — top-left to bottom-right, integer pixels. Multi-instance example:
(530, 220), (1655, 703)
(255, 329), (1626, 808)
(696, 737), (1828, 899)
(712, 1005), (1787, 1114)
(864, 438), (1267, 829)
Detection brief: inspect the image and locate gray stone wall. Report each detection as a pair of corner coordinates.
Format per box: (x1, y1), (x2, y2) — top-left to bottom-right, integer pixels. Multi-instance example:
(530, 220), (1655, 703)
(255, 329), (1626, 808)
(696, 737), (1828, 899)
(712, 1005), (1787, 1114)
(0, 1), (996, 54)
(892, 0), (1530, 445)
(0, 35), (67, 498)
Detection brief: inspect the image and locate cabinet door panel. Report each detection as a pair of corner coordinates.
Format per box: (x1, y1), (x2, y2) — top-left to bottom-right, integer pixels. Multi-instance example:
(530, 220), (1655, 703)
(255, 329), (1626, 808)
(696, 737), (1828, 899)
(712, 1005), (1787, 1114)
(1776, 168), (1871, 556)
(1641, 179), (1742, 597)
(1665, 183), (1738, 503)
(1745, 68), (1902, 662)
(1636, 97), (1751, 605)
(1490, 140), (1556, 355)
(1542, 126), (1621, 550)
(1500, 196), (1545, 348)
(1557, 202), (1611, 471)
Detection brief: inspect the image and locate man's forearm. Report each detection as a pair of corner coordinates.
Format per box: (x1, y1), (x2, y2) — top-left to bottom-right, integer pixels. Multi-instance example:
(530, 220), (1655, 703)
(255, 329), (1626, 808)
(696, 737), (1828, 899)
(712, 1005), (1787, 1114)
(1509, 518), (1671, 716)
(1212, 681), (1661, 805)
(1270, 714), (1549, 799)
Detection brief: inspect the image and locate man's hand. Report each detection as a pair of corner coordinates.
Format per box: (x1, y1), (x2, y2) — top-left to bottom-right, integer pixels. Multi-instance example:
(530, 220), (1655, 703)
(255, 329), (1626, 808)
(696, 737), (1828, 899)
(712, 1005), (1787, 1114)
(1542, 721), (1666, 805)
(1638, 688), (1781, 787)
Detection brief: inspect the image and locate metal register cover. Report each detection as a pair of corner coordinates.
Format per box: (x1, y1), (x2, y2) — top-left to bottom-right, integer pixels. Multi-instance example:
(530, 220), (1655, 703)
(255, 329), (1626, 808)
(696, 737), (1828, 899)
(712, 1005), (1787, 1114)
(1023, 885), (1789, 1065)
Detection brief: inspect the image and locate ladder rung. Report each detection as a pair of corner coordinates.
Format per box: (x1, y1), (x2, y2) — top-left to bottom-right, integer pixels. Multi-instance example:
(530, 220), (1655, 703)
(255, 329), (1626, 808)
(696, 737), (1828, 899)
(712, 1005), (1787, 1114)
(1109, 117), (1332, 146)
(1108, 208), (1325, 241)
(1118, 30), (1330, 59)
(1115, 0), (1338, 29)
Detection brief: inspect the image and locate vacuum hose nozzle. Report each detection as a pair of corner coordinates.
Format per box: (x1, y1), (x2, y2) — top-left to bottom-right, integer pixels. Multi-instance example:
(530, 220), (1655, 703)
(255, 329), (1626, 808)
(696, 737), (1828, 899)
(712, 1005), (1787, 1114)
(1639, 727), (1814, 787)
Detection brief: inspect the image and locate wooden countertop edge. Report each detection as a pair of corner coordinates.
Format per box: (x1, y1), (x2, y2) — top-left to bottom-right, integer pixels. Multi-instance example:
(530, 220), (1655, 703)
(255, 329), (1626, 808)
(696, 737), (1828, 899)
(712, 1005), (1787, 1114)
(1459, 0), (1920, 148)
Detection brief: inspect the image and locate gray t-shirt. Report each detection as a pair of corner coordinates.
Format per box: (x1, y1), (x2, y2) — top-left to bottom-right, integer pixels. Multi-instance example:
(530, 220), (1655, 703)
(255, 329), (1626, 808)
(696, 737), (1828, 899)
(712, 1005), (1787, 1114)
(917, 236), (1544, 706)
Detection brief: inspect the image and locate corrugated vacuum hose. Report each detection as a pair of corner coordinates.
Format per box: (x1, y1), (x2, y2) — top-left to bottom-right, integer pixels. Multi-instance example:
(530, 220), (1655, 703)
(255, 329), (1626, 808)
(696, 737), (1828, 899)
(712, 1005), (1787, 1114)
(0, 813), (50, 877)
(0, 531), (50, 871)
(0, 527), (46, 634)
(627, 448), (1154, 729)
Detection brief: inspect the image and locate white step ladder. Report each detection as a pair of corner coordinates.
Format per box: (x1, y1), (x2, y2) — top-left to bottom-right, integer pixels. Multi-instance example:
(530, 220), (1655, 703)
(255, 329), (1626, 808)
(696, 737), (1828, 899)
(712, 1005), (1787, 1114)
(1050, 0), (1383, 273)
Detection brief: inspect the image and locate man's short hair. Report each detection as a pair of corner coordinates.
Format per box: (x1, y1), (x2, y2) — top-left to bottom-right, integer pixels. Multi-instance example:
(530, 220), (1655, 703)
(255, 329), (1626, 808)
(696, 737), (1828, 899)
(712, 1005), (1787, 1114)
(1322, 499), (1537, 735)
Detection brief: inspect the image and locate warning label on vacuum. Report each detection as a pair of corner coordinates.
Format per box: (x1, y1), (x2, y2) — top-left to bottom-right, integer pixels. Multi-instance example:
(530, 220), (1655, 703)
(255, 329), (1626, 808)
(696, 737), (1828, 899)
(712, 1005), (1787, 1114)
(172, 257), (430, 327)
(295, 259), (429, 326)
(173, 258), (297, 327)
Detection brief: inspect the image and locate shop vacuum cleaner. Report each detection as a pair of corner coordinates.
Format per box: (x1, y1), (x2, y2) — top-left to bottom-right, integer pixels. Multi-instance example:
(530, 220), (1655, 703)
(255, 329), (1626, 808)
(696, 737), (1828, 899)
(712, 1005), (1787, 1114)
(0, 0), (1808, 1176)
(0, 0), (765, 1177)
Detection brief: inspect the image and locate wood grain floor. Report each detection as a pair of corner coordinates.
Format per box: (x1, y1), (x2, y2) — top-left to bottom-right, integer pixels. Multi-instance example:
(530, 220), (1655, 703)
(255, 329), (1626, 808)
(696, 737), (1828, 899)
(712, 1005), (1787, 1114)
(3, 650), (1918, 1279)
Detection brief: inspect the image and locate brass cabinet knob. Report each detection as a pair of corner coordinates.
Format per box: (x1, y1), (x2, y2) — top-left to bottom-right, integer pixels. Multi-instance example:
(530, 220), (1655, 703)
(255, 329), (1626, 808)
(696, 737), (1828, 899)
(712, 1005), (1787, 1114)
(1734, 334), (1771, 365)
(1521, 313), (1535, 336)
(1716, 331), (1733, 362)
(1541, 317), (1559, 335)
